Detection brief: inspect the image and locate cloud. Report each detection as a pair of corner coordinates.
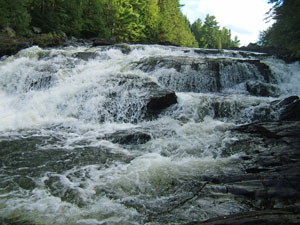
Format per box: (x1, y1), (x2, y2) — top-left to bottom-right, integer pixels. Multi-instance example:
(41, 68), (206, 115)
(180, 0), (274, 45)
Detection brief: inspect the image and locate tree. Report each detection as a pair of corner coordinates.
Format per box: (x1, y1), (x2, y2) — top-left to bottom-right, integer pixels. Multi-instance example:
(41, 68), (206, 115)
(191, 19), (203, 45)
(157, 0), (197, 47)
(0, 0), (32, 34)
(191, 15), (239, 49)
(232, 35), (240, 48)
(259, 0), (300, 54)
(142, 0), (160, 43)
(81, 0), (110, 38)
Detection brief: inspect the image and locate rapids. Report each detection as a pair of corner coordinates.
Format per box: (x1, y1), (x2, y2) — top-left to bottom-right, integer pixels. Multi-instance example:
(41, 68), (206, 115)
(0, 44), (299, 225)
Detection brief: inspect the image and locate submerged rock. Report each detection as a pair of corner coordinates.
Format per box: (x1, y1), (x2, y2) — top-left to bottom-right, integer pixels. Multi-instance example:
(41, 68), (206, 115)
(72, 51), (99, 61)
(104, 130), (151, 145)
(246, 81), (280, 97)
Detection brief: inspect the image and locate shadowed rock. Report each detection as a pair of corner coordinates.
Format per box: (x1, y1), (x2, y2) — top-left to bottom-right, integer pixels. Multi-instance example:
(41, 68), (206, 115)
(133, 56), (274, 93)
(185, 207), (300, 225)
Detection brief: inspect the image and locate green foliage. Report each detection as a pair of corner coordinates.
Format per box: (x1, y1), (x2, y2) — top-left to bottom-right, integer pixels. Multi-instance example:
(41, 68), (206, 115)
(112, 0), (146, 42)
(81, 0), (110, 38)
(156, 0), (197, 47)
(0, 0), (31, 34)
(1, 0), (236, 48)
(191, 15), (240, 49)
(142, 0), (160, 42)
(259, 0), (300, 53)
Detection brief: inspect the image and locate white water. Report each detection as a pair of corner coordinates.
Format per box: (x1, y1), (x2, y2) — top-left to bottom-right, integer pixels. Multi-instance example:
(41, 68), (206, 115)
(0, 45), (299, 225)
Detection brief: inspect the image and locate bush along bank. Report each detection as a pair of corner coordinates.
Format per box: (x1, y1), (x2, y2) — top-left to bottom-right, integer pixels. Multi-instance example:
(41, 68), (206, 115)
(0, 28), (69, 57)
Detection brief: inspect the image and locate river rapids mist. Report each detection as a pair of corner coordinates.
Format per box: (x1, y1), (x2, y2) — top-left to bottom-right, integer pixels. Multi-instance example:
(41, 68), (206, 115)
(0, 44), (299, 225)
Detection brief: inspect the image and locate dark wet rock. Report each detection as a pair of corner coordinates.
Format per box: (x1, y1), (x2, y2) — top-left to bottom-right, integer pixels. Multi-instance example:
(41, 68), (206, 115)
(0, 32), (31, 57)
(234, 121), (300, 145)
(185, 207), (300, 225)
(14, 176), (36, 190)
(72, 51), (99, 61)
(133, 56), (273, 93)
(98, 43), (132, 54)
(230, 121), (300, 204)
(194, 49), (225, 56)
(104, 130), (151, 145)
(93, 74), (177, 123)
(250, 60), (273, 82)
(44, 175), (86, 207)
(113, 43), (132, 54)
(186, 121), (300, 224)
(147, 91), (177, 118)
(277, 96), (300, 121)
(27, 75), (53, 91)
(246, 81), (280, 97)
(0, 135), (134, 177)
(91, 37), (116, 46)
(0, 218), (35, 225)
(91, 39), (132, 54)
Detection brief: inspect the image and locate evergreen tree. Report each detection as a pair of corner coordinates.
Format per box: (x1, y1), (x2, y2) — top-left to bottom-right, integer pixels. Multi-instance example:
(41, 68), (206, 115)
(81, 0), (109, 38)
(29, 0), (59, 33)
(0, 0), (31, 34)
(142, 0), (160, 43)
(202, 15), (220, 48)
(191, 15), (240, 49)
(157, 0), (197, 47)
(259, 0), (300, 54)
(191, 19), (206, 47)
(118, 0), (146, 42)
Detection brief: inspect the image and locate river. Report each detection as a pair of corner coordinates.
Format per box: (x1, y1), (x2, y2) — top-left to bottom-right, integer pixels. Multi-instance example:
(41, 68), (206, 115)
(0, 44), (299, 224)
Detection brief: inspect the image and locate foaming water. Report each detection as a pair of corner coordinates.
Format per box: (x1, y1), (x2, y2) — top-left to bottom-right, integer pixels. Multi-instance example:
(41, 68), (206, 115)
(0, 44), (299, 224)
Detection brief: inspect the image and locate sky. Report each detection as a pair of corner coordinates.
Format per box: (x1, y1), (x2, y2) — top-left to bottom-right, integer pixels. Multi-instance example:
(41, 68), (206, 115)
(180, 0), (274, 46)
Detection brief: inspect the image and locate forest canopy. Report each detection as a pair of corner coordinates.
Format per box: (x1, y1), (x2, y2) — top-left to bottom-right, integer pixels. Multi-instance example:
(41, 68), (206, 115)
(258, 0), (300, 55)
(0, 0), (239, 48)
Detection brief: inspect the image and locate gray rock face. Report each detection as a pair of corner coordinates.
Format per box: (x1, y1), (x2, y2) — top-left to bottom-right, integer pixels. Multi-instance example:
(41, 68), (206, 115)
(103, 130), (152, 145)
(57, 73), (177, 123)
(185, 120), (300, 224)
(277, 96), (300, 121)
(186, 207), (300, 225)
(246, 81), (280, 97)
(133, 56), (274, 94)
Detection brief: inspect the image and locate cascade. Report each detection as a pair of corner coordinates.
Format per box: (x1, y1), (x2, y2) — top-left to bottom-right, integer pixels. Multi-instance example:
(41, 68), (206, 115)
(0, 44), (299, 225)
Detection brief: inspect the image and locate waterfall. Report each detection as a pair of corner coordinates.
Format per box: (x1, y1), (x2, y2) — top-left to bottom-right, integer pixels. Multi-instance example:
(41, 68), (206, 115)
(0, 44), (299, 225)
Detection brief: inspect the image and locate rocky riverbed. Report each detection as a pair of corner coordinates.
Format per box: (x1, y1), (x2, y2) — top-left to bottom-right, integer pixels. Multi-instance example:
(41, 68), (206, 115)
(0, 44), (299, 225)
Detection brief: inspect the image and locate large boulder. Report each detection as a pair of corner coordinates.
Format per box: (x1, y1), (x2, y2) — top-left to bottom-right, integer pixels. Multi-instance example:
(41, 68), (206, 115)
(59, 73), (177, 123)
(277, 96), (300, 121)
(246, 81), (280, 97)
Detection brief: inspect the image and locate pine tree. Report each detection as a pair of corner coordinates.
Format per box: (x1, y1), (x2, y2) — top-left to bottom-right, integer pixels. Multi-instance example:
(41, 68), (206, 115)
(259, 0), (300, 54)
(0, 0), (32, 34)
(191, 15), (240, 49)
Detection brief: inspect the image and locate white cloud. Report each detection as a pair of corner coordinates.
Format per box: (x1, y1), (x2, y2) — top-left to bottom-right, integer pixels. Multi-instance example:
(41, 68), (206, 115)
(180, 0), (274, 46)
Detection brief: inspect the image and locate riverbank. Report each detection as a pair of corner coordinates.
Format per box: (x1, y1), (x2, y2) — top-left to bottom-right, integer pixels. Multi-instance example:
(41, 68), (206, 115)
(1, 30), (299, 63)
